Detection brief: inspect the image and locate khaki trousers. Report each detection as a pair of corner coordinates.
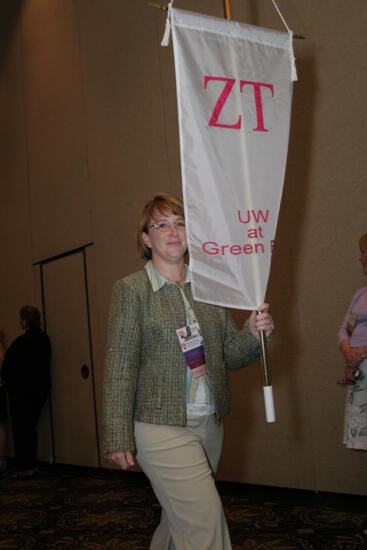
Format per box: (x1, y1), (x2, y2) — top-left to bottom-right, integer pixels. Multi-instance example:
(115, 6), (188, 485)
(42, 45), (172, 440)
(135, 415), (232, 550)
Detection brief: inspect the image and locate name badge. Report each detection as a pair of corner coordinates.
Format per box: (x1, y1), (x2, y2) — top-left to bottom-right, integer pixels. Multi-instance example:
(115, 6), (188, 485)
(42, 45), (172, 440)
(176, 322), (207, 378)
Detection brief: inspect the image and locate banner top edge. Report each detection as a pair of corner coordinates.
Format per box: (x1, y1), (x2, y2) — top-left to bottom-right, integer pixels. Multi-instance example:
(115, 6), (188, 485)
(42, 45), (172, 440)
(171, 7), (293, 49)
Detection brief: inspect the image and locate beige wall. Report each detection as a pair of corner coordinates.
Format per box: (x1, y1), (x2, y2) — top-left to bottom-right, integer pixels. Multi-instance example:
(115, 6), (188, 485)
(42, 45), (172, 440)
(0, 0), (366, 494)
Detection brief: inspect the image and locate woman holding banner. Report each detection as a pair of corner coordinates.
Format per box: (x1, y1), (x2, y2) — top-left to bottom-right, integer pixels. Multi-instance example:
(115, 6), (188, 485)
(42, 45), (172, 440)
(102, 193), (274, 549)
(338, 233), (367, 451)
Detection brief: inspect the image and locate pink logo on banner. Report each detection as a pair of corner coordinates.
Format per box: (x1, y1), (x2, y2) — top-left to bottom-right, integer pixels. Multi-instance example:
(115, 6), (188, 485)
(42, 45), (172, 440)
(204, 75), (274, 132)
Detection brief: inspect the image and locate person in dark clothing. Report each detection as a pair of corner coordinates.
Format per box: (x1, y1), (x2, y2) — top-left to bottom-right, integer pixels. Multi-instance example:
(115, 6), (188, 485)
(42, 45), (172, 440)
(0, 331), (7, 471)
(2, 306), (51, 479)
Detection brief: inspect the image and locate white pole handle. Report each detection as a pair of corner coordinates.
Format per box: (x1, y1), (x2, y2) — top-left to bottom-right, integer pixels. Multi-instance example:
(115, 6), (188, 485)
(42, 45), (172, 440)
(263, 385), (276, 423)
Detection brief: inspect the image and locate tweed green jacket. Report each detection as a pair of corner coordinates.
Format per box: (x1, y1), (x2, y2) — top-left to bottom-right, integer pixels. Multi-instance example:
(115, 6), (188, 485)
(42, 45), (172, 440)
(102, 269), (261, 455)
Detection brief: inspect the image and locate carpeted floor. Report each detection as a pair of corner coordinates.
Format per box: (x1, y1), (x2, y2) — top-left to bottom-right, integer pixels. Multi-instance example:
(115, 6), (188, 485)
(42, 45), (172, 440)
(0, 462), (366, 549)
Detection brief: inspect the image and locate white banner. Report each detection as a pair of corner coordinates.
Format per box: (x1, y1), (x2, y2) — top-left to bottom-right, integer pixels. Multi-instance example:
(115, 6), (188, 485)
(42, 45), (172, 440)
(166, 7), (296, 310)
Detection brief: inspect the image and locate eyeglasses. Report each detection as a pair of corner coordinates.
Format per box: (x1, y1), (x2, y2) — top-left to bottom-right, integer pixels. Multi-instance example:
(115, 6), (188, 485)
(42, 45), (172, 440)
(148, 220), (186, 232)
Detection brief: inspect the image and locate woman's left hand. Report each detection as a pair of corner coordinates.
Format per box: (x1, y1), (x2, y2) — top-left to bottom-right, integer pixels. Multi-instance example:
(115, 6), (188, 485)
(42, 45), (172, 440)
(249, 303), (274, 339)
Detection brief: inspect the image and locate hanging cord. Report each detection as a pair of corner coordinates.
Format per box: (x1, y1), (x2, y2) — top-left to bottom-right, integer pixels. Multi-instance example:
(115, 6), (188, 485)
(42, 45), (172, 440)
(161, 0), (174, 46)
(271, 0), (291, 33)
(270, 0), (307, 40)
(270, 0), (297, 81)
